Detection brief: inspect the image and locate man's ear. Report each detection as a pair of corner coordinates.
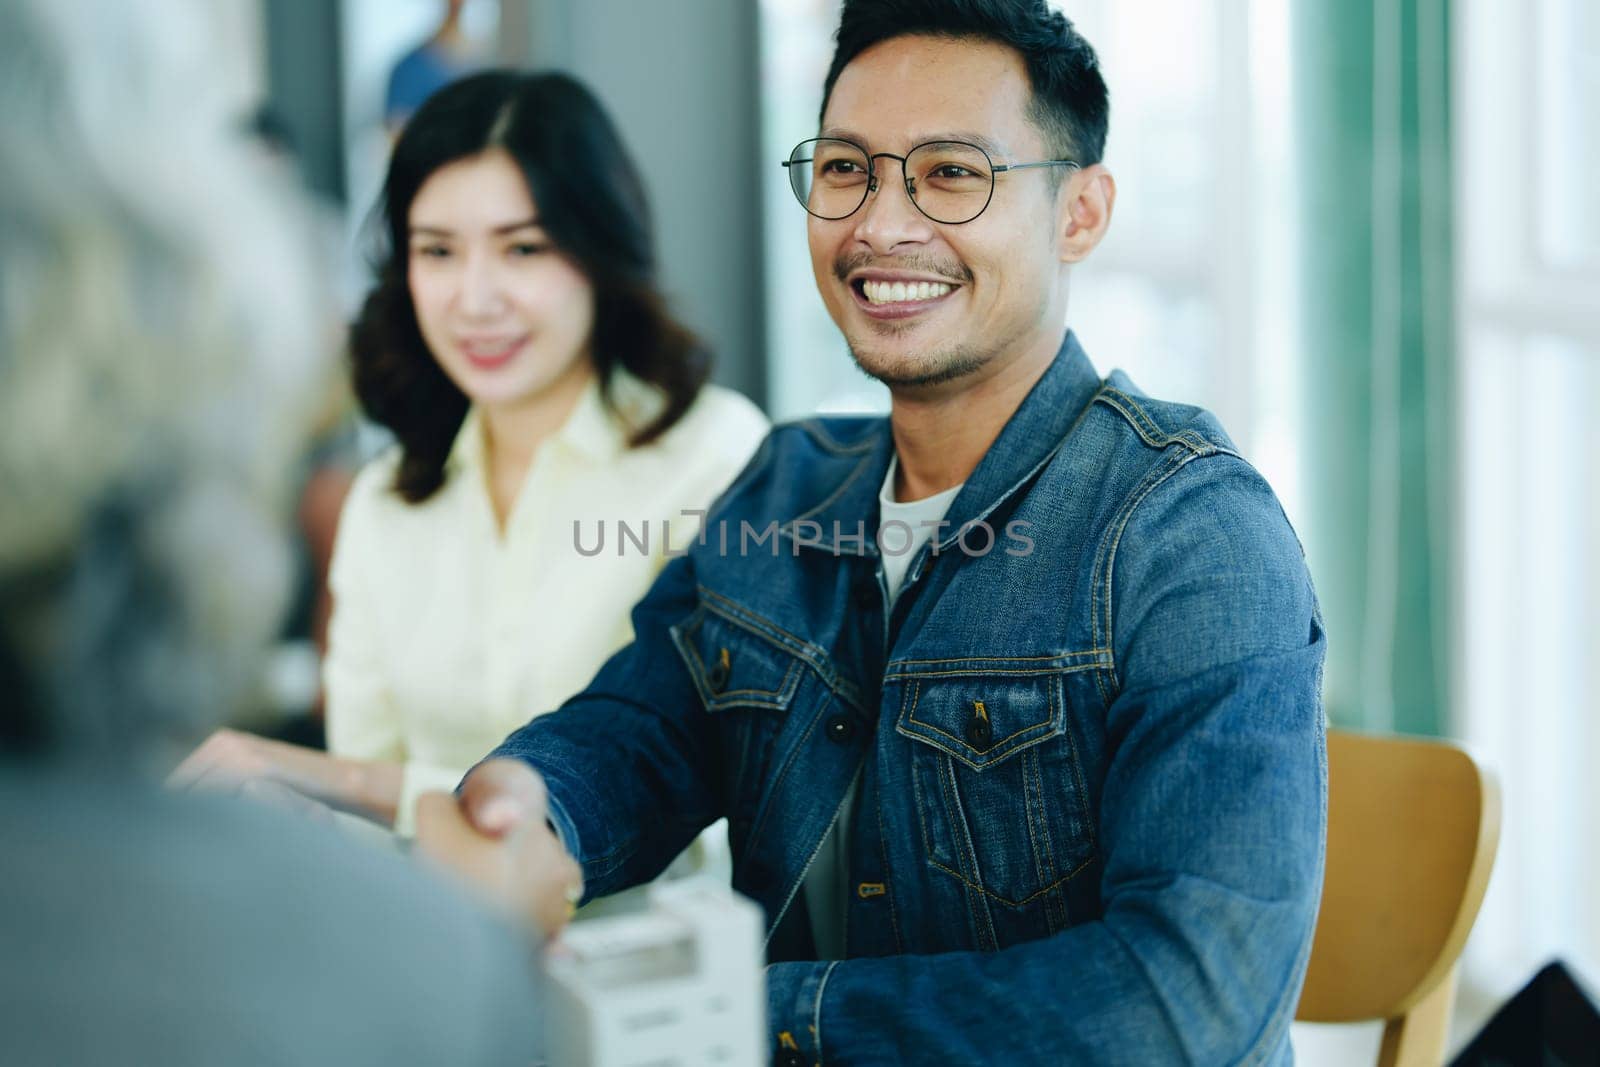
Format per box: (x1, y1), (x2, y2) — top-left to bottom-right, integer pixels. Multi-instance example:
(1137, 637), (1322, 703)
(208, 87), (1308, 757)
(1058, 164), (1116, 263)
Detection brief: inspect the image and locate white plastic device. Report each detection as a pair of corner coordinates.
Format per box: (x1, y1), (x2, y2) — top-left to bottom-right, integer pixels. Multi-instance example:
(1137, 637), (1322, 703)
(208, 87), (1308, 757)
(540, 878), (767, 1066)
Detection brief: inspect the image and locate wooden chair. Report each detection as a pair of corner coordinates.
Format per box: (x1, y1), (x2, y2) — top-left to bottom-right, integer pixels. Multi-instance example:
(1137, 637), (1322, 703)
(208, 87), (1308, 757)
(1296, 730), (1501, 1067)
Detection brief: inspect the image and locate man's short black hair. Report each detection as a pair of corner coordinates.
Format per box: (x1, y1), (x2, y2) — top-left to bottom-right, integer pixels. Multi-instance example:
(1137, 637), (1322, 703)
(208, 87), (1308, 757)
(820, 0), (1109, 165)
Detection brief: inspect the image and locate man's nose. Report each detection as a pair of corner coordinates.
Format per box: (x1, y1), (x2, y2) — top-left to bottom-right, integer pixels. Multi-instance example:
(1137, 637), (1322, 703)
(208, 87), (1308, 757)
(851, 159), (934, 255)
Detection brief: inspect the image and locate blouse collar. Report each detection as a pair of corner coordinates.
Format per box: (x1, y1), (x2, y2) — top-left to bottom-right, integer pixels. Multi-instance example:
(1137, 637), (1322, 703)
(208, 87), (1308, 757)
(447, 368), (668, 475)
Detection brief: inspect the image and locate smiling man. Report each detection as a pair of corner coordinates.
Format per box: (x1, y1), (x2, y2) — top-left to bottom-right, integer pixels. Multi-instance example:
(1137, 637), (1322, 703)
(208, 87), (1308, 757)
(419, 1), (1327, 1062)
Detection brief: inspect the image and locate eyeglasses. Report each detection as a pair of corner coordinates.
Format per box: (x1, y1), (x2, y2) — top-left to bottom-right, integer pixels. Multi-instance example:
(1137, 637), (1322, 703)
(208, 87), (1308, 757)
(782, 137), (1081, 225)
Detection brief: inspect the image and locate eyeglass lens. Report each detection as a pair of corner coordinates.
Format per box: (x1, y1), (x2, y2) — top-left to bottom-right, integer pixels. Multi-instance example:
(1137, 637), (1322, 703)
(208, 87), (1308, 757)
(787, 138), (996, 225)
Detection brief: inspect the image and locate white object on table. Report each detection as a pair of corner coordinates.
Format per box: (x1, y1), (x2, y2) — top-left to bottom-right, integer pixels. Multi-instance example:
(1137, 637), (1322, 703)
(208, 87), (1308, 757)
(541, 878), (767, 1066)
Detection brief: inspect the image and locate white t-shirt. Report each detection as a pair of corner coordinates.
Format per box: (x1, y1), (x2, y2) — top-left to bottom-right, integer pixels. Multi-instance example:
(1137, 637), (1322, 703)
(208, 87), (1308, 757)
(802, 456), (962, 960)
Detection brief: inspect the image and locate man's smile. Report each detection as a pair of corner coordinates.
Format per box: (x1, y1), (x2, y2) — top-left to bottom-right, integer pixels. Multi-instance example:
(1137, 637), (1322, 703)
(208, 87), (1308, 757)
(845, 266), (964, 319)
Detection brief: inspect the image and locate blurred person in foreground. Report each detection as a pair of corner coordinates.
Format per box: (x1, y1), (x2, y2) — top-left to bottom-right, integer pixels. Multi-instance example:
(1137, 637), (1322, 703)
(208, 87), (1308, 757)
(422, 0), (1327, 1062)
(171, 72), (767, 844)
(0, 2), (569, 1063)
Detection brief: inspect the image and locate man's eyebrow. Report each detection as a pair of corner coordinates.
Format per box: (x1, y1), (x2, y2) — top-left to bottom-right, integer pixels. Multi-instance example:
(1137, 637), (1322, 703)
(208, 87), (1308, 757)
(818, 128), (1009, 157)
(407, 217), (543, 238)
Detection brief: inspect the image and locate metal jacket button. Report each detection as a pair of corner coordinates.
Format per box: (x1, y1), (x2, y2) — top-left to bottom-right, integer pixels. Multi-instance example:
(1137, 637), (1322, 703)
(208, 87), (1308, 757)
(825, 713), (854, 744)
(965, 699), (992, 748)
(853, 581), (878, 611)
(707, 647), (731, 692)
(775, 1029), (807, 1067)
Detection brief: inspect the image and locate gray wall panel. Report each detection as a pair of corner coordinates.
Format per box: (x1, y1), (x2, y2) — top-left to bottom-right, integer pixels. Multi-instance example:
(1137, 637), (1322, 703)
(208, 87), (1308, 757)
(525, 0), (767, 405)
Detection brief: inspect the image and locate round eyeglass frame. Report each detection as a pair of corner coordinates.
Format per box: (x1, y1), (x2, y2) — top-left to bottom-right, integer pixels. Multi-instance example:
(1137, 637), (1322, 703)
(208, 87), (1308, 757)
(781, 137), (1081, 225)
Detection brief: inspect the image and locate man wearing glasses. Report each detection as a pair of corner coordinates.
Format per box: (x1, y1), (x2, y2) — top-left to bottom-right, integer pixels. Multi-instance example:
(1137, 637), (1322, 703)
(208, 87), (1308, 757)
(420, 1), (1326, 1062)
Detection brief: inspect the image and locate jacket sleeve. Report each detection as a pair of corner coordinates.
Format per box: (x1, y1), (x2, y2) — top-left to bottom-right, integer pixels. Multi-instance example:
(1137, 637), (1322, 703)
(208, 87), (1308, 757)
(483, 549), (722, 897)
(766, 453), (1327, 1066)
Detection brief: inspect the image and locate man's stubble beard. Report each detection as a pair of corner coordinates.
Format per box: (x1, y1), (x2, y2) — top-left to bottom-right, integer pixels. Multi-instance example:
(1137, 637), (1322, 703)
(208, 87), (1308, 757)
(846, 331), (990, 388)
(830, 252), (987, 387)
(828, 249), (1039, 389)
(843, 302), (1046, 390)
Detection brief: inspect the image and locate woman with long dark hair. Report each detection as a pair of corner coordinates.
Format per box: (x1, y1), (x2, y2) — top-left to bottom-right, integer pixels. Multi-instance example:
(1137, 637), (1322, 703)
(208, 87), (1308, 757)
(173, 71), (768, 834)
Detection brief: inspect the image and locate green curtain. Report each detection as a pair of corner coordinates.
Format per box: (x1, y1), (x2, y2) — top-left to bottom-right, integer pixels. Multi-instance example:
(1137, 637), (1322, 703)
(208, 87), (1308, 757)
(1294, 0), (1456, 737)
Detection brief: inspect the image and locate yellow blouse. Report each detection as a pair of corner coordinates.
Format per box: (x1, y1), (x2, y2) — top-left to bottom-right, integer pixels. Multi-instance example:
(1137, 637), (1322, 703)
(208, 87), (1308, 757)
(323, 373), (768, 833)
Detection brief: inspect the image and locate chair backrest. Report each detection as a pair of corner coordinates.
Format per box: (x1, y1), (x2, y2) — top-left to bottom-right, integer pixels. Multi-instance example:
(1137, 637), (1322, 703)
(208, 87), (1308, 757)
(1297, 730), (1501, 1066)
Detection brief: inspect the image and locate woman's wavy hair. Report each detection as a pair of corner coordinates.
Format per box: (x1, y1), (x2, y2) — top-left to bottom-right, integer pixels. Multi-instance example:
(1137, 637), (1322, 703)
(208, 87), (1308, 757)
(351, 71), (711, 503)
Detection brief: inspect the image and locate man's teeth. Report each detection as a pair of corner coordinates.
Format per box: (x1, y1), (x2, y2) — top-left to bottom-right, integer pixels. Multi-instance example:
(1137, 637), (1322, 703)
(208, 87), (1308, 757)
(861, 280), (953, 305)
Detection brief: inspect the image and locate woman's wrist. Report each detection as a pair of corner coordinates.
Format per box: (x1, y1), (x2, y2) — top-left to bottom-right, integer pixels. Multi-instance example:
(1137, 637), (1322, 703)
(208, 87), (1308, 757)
(251, 735), (381, 819)
(230, 731), (404, 826)
(338, 756), (403, 827)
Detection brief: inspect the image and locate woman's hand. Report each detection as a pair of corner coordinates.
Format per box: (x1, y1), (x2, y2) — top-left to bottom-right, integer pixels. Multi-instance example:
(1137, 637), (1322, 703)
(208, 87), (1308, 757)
(412, 759), (584, 938)
(168, 729), (403, 827)
(168, 728), (285, 793)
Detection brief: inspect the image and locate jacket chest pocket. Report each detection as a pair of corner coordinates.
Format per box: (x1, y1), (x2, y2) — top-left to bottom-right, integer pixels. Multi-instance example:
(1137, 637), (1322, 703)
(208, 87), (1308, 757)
(895, 669), (1097, 910)
(671, 604), (805, 825)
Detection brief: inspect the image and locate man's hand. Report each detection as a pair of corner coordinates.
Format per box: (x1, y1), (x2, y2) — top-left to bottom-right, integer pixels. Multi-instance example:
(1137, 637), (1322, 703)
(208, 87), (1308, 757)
(412, 759), (584, 937)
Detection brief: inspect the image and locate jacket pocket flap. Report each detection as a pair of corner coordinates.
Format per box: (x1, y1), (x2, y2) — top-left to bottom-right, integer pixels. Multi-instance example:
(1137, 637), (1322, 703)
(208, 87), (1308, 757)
(895, 671), (1063, 769)
(671, 604), (804, 713)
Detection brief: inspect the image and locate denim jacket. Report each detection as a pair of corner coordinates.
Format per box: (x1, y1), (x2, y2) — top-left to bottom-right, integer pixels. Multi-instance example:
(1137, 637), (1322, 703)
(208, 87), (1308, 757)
(489, 333), (1326, 1065)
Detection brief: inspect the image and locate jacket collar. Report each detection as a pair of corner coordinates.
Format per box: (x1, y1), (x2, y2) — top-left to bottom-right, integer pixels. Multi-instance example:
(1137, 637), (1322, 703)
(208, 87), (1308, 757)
(781, 330), (1103, 557)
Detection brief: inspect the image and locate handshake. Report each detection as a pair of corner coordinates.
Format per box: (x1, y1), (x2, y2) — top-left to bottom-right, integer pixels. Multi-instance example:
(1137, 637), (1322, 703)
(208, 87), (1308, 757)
(419, 765), (769, 1065)
(167, 733), (584, 939)
(413, 759), (586, 938)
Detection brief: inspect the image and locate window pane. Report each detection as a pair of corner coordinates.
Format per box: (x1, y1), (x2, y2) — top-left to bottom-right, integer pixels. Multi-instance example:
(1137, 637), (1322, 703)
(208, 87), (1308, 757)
(1536, 0), (1600, 273)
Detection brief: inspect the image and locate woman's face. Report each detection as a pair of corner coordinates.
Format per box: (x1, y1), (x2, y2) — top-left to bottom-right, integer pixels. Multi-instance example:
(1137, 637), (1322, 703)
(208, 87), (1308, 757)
(406, 148), (595, 412)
